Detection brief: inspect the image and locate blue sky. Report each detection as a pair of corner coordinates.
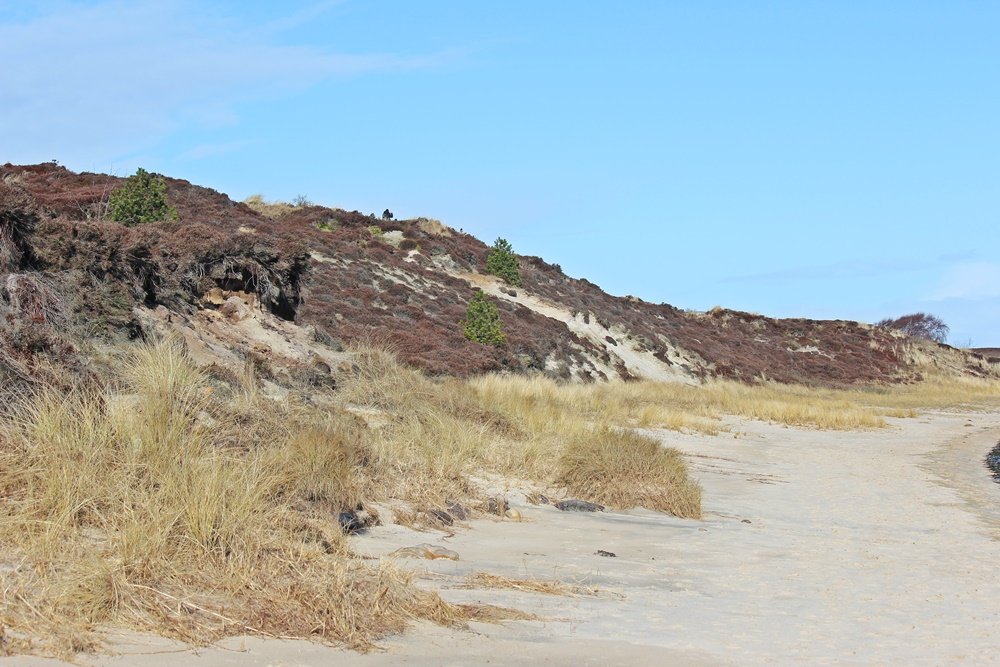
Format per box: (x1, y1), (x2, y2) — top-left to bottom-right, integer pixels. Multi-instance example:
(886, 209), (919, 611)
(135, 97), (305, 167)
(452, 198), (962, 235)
(2, 1), (998, 345)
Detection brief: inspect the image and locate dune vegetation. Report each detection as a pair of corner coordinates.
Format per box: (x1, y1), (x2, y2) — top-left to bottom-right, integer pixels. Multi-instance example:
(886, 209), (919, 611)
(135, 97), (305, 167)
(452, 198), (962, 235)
(1, 337), (998, 658)
(0, 342), (475, 657)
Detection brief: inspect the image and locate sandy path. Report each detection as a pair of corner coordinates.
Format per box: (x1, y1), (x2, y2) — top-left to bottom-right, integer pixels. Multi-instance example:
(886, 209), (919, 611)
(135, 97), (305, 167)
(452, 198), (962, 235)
(8, 411), (1000, 666)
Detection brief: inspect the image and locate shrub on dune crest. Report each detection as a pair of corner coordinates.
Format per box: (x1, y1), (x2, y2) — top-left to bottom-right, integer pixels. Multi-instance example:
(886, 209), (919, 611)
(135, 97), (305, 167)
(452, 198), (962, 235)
(108, 168), (177, 226)
(485, 238), (521, 286)
(876, 312), (949, 344)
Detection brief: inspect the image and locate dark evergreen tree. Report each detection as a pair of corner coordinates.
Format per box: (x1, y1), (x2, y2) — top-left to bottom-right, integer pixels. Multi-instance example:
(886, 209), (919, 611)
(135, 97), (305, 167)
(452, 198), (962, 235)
(464, 291), (506, 346)
(485, 237), (521, 286)
(108, 168), (177, 226)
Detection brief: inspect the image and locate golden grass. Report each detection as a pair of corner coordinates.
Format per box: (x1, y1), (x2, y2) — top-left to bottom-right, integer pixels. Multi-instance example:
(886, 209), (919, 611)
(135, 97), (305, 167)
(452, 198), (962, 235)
(267, 414), (368, 509)
(456, 368), (997, 520)
(337, 346), (703, 518)
(470, 372), (1000, 433)
(690, 381), (887, 429)
(850, 375), (1000, 411)
(337, 343), (992, 519)
(469, 375), (719, 436)
(242, 194), (297, 219)
(0, 341), (470, 657)
(5, 336), (994, 657)
(557, 427), (702, 519)
(415, 217), (452, 237)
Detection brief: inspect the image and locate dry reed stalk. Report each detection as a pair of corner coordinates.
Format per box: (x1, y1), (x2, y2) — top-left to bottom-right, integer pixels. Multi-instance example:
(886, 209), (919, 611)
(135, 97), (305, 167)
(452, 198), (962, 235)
(460, 572), (601, 597)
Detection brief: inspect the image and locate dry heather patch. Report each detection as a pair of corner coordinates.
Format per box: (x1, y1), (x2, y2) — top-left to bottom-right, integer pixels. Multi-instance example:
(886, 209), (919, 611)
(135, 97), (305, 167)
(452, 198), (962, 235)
(0, 341), (473, 658)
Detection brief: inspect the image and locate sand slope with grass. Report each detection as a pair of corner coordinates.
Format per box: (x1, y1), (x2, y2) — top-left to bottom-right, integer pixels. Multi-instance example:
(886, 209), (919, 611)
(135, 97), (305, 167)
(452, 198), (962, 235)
(10, 409), (1000, 666)
(347, 411), (1000, 665)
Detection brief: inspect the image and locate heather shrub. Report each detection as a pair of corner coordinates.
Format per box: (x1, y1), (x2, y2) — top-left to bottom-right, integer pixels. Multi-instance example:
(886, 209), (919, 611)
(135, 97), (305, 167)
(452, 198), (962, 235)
(108, 168), (177, 226)
(464, 291), (506, 346)
(486, 238), (521, 286)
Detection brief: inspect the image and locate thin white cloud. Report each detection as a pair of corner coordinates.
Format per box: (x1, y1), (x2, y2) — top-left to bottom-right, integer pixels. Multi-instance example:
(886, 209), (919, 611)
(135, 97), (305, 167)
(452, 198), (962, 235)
(0, 1), (449, 166)
(928, 261), (1000, 301)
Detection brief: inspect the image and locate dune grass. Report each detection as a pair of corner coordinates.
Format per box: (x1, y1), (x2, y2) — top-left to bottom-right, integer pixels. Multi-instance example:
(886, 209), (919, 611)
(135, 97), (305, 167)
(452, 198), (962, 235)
(2, 337), (995, 657)
(242, 194), (297, 219)
(338, 345), (997, 523)
(849, 374), (1000, 411)
(339, 344), (704, 518)
(0, 341), (469, 657)
(469, 371), (1000, 435)
(556, 427), (702, 518)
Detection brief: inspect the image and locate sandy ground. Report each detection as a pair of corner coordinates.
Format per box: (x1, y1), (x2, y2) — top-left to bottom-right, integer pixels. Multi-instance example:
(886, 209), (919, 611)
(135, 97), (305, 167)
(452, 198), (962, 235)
(6, 410), (1000, 666)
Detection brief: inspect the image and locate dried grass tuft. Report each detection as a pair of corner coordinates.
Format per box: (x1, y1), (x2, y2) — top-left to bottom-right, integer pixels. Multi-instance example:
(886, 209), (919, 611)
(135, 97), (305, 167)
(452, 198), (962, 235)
(556, 427), (702, 518)
(460, 572), (600, 597)
(242, 194), (297, 219)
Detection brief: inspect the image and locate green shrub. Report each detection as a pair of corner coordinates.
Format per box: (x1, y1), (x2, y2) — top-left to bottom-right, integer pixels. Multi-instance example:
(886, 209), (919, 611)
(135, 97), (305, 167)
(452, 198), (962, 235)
(464, 291), (506, 346)
(108, 168), (177, 226)
(485, 238), (521, 286)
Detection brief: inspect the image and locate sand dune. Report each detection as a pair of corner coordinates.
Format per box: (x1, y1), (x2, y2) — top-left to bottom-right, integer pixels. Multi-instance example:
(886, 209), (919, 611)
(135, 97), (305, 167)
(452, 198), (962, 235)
(9, 411), (1000, 666)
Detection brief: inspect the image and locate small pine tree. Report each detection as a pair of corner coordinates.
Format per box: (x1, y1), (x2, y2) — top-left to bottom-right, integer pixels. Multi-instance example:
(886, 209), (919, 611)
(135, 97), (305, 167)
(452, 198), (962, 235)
(464, 291), (506, 346)
(108, 168), (177, 226)
(485, 237), (522, 286)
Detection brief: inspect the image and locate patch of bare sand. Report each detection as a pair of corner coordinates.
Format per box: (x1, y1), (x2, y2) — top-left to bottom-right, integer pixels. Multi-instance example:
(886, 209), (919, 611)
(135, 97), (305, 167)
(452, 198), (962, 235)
(8, 412), (1000, 666)
(447, 269), (702, 383)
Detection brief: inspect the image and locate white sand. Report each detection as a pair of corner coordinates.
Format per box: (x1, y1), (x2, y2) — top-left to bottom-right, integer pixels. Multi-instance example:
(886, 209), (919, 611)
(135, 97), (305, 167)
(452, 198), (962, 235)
(7, 411), (1000, 666)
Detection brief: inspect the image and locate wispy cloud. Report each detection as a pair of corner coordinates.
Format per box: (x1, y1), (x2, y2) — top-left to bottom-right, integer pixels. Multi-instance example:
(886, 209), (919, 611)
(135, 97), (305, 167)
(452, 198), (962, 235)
(0, 1), (450, 166)
(928, 261), (1000, 301)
